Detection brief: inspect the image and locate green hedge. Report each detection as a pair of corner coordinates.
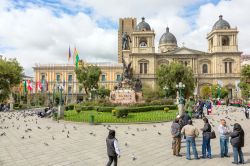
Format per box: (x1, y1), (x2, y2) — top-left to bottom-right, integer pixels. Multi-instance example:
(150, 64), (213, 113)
(96, 107), (115, 112)
(115, 107), (129, 118)
(65, 104), (75, 111)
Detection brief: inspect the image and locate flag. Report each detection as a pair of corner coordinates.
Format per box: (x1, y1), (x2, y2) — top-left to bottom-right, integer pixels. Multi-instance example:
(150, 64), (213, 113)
(68, 46), (71, 62)
(23, 80), (27, 93)
(36, 81), (42, 91)
(74, 47), (79, 68)
(27, 80), (33, 91)
(19, 81), (23, 93)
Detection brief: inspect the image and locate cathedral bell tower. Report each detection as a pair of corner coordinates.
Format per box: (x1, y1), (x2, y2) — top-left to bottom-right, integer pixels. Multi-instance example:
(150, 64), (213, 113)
(207, 15), (238, 53)
(131, 17), (155, 54)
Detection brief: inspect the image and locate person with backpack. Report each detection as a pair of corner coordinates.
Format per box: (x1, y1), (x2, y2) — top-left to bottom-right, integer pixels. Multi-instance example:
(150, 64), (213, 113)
(230, 123), (245, 164)
(106, 130), (120, 166)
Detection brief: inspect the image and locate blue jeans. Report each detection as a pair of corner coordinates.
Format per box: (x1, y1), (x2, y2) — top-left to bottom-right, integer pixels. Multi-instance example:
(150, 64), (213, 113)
(202, 136), (211, 157)
(186, 137), (198, 159)
(220, 137), (229, 157)
(233, 147), (244, 164)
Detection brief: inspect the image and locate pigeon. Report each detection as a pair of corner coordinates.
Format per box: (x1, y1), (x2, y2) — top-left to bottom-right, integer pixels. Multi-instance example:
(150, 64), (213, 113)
(131, 134), (135, 136)
(125, 142), (128, 147)
(93, 134), (96, 136)
(103, 124), (106, 127)
(44, 142), (49, 146)
(125, 132), (128, 135)
(28, 136), (31, 138)
(67, 135), (69, 138)
(0, 132), (6, 136)
(52, 136), (55, 140)
(132, 154), (137, 161)
(67, 131), (70, 134)
(89, 132), (93, 135)
(73, 126), (77, 130)
(62, 130), (65, 133)
(21, 136), (25, 139)
(153, 125), (156, 128)
(158, 132), (161, 135)
(136, 128), (139, 132)
(46, 126), (51, 130)
(37, 126), (41, 129)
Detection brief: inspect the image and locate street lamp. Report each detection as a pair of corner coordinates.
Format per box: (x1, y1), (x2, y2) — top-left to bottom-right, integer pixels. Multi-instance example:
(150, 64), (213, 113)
(176, 82), (185, 115)
(163, 86), (169, 99)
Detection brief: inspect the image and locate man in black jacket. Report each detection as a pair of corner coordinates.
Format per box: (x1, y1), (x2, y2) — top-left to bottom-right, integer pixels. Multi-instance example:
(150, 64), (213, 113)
(200, 117), (212, 159)
(230, 123), (245, 164)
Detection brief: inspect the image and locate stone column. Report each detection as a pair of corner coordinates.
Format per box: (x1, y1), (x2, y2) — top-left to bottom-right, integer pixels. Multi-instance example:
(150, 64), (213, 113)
(57, 105), (64, 119)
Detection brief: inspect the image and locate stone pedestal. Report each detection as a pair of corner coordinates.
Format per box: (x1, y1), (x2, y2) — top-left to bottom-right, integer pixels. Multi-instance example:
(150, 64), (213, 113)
(178, 104), (184, 116)
(122, 50), (131, 65)
(110, 89), (136, 104)
(58, 105), (65, 119)
(9, 94), (14, 111)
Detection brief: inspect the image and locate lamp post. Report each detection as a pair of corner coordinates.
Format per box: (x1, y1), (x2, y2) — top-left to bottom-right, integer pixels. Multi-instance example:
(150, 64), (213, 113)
(57, 83), (64, 119)
(176, 82), (185, 115)
(163, 86), (169, 99)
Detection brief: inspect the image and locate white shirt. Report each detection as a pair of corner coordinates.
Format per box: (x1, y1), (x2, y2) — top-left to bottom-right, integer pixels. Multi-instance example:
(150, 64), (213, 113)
(114, 139), (120, 156)
(218, 124), (231, 138)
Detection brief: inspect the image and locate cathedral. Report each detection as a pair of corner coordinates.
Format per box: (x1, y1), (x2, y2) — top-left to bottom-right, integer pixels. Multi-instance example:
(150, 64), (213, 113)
(33, 15), (242, 103)
(119, 15), (241, 99)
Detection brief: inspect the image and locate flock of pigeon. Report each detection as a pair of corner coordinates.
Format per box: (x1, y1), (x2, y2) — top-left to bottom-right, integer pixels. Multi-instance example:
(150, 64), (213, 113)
(0, 106), (246, 164)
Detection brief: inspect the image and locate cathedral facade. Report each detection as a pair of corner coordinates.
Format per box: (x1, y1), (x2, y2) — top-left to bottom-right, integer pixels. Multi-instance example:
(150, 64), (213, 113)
(119, 15), (241, 99)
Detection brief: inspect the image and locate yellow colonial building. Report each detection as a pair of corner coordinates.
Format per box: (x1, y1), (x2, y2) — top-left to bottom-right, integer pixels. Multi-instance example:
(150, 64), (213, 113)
(33, 15), (242, 101)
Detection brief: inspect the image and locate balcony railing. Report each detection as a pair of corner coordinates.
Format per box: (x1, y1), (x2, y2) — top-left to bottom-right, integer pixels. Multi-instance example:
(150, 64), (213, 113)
(195, 73), (241, 78)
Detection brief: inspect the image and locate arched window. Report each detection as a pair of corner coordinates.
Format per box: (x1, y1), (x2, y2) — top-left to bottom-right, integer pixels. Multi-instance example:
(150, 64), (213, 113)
(222, 36), (229, 46)
(202, 64), (208, 74)
(139, 37), (147, 47)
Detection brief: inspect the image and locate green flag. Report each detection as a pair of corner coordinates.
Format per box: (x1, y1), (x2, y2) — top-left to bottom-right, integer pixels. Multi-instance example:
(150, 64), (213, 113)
(23, 80), (27, 93)
(74, 47), (79, 68)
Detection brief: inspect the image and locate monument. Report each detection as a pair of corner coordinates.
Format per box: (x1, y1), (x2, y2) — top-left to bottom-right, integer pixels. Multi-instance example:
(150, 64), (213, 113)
(110, 32), (144, 104)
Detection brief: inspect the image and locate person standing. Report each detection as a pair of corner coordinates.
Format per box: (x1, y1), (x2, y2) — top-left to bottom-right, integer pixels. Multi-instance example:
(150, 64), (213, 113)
(218, 119), (231, 158)
(200, 118), (212, 159)
(106, 130), (120, 166)
(181, 120), (199, 160)
(244, 106), (249, 119)
(171, 118), (182, 157)
(230, 123), (245, 164)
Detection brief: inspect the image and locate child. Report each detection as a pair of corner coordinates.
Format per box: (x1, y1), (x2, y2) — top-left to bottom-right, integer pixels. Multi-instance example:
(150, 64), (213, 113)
(106, 130), (120, 166)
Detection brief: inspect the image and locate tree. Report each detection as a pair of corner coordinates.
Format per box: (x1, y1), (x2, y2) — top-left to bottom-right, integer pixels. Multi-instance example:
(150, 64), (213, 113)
(97, 86), (110, 99)
(156, 62), (195, 98)
(0, 58), (23, 102)
(239, 65), (250, 99)
(75, 64), (101, 95)
(211, 84), (228, 99)
(201, 86), (211, 99)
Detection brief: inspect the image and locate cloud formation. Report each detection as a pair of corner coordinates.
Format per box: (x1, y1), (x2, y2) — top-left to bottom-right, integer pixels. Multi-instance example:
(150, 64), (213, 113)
(0, 0), (249, 76)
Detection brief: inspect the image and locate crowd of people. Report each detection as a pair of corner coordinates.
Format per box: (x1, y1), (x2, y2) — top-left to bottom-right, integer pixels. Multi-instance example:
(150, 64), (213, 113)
(171, 113), (245, 164)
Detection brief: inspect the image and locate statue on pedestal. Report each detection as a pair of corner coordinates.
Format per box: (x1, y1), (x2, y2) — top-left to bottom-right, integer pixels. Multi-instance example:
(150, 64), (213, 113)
(134, 77), (142, 92)
(122, 32), (132, 50)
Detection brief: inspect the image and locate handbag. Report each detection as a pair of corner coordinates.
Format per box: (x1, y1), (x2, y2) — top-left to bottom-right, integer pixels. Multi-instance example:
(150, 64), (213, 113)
(209, 130), (216, 139)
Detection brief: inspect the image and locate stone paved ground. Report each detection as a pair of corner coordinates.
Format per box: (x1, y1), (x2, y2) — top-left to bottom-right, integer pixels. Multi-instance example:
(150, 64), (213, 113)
(0, 106), (250, 166)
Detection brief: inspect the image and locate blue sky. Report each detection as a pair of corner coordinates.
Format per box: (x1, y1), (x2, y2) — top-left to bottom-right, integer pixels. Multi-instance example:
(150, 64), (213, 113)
(0, 0), (250, 75)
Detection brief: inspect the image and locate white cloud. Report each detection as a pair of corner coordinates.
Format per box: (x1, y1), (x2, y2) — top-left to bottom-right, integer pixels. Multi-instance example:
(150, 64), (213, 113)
(0, 0), (250, 76)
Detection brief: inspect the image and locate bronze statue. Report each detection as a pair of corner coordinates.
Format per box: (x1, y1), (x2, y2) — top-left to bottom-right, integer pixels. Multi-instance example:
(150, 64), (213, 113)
(134, 77), (142, 92)
(122, 54), (133, 80)
(122, 32), (132, 50)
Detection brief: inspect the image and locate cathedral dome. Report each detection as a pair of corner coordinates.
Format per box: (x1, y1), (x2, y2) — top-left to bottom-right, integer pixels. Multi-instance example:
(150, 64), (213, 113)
(135, 17), (151, 31)
(212, 15), (230, 30)
(159, 27), (177, 45)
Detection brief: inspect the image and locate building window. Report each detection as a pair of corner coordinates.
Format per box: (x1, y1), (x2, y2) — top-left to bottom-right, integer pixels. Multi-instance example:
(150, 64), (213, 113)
(68, 74), (72, 83)
(56, 74), (60, 82)
(101, 74), (106, 82)
(229, 62), (232, 73)
(144, 63), (147, 74)
(140, 63), (143, 74)
(41, 74), (45, 81)
(68, 86), (72, 94)
(139, 63), (148, 74)
(224, 62), (228, 73)
(116, 74), (121, 81)
(202, 64), (208, 74)
(222, 36), (229, 46)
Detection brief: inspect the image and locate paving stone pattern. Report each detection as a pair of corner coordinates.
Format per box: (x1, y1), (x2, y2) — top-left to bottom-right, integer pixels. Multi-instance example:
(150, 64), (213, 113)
(0, 106), (249, 166)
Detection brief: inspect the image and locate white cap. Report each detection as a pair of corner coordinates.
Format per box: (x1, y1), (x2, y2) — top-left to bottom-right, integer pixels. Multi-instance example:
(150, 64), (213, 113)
(176, 115), (180, 118)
